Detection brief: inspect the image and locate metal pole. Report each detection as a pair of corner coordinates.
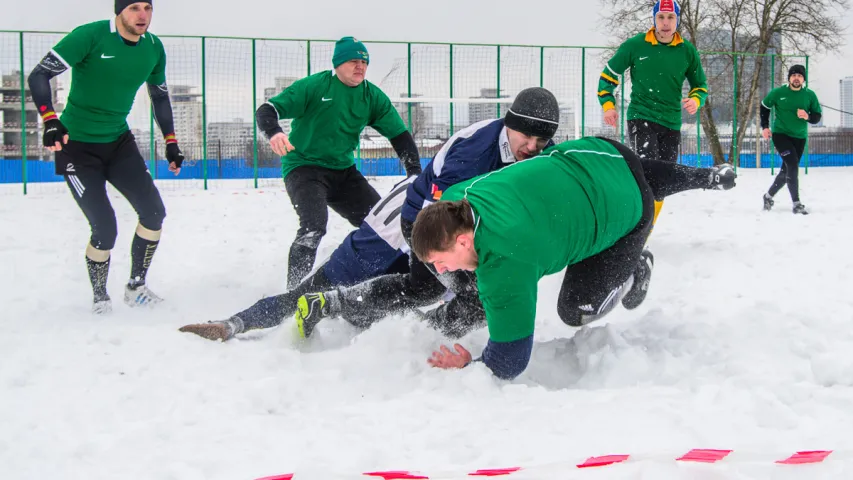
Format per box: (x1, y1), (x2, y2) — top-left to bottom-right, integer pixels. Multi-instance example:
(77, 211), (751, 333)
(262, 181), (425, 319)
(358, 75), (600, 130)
(539, 47), (544, 88)
(620, 80), (625, 144)
(149, 105), (156, 179)
(252, 38), (258, 188)
(449, 44), (454, 136)
(581, 47), (586, 137)
(770, 54), (775, 175)
(307, 40), (311, 76)
(804, 55), (809, 175)
(732, 54), (738, 172)
(19, 32), (27, 195)
(496, 45), (501, 117)
(407, 43), (412, 131)
(697, 108), (701, 167)
(202, 37), (208, 190)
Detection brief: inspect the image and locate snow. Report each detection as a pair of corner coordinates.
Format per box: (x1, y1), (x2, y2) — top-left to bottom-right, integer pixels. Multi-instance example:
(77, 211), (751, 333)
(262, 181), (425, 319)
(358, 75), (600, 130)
(3, 168), (853, 479)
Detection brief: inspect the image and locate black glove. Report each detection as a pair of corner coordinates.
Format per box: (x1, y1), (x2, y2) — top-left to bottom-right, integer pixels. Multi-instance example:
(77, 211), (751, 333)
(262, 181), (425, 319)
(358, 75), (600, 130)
(166, 143), (184, 169)
(42, 118), (68, 148)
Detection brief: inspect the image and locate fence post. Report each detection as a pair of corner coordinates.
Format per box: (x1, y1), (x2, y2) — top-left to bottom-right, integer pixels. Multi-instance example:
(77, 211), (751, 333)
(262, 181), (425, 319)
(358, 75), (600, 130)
(252, 38), (258, 188)
(407, 43), (412, 131)
(770, 54), (775, 175)
(804, 54), (810, 175)
(732, 54), (738, 172)
(307, 39), (311, 76)
(620, 80), (625, 144)
(581, 47), (586, 137)
(697, 109), (701, 167)
(149, 105), (156, 179)
(449, 44), (454, 136)
(496, 45), (501, 116)
(539, 47), (544, 88)
(201, 36), (208, 190)
(19, 32), (27, 195)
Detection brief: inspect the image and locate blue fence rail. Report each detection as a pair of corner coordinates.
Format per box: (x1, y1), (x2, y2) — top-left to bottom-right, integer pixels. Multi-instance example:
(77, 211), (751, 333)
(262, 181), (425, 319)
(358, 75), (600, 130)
(2, 154), (852, 184)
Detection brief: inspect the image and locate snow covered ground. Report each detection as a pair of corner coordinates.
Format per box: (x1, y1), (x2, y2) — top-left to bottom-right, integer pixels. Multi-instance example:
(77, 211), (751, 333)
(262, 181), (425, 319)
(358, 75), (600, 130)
(3, 168), (853, 480)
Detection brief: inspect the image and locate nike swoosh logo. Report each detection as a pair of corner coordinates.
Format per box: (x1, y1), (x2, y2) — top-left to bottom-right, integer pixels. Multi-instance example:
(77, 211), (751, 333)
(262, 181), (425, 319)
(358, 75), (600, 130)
(101, 54), (115, 59)
(639, 56), (649, 61)
(321, 97), (333, 102)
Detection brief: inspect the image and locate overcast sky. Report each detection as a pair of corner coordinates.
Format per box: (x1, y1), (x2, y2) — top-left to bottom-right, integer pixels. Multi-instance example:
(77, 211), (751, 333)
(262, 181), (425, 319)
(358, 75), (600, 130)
(3, 0), (851, 125)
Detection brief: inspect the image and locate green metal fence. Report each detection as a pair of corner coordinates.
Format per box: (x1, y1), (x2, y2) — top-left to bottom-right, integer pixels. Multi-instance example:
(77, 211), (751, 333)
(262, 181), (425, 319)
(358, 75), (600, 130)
(0, 30), (825, 194)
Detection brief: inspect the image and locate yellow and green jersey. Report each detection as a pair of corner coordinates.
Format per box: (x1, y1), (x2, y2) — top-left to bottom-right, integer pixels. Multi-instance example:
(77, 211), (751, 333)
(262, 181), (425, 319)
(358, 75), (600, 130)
(598, 28), (708, 131)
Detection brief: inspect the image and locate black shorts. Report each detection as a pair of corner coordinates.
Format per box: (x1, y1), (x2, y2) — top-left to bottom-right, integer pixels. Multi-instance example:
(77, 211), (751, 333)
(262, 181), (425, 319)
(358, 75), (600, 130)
(57, 131), (165, 250)
(628, 119), (681, 163)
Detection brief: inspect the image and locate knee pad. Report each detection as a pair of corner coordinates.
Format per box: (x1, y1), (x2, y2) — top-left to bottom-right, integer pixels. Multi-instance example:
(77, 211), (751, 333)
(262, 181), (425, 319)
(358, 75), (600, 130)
(294, 230), (325, 249)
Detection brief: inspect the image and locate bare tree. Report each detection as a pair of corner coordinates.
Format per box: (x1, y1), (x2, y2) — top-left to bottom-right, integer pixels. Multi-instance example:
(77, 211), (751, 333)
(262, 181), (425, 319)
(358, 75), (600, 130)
(599, 0), (850, 164)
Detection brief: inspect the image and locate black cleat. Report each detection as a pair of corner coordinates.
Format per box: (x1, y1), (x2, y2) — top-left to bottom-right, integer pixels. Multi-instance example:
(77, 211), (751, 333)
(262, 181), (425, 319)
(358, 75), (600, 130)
(622, 250), (654, 310)
(763, 194), (775, 211)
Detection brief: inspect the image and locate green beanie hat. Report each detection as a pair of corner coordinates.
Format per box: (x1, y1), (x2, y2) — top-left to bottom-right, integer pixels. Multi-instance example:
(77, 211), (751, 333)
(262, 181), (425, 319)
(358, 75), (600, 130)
(332, 36), (369, 68)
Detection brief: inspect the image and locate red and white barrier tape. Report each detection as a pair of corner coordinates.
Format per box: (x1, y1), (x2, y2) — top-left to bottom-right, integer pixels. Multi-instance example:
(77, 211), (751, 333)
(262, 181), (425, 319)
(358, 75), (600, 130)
(255, 449), (842, 479)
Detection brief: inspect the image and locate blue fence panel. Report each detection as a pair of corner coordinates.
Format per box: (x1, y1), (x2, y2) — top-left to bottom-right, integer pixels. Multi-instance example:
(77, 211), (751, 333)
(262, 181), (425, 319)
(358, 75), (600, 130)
(4, 154), (853, 184)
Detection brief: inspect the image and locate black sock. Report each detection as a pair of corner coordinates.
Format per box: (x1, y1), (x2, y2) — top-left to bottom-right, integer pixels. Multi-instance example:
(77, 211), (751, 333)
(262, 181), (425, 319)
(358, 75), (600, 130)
(287, 243), (318, 289)
(129, 234), (159, 289)
(86, 256), (110, 302)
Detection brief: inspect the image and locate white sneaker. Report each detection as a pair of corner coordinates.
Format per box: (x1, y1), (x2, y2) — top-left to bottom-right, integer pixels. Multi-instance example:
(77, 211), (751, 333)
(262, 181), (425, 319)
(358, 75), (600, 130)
(124, 284), (164, 308)
(93, 296), (112, 315)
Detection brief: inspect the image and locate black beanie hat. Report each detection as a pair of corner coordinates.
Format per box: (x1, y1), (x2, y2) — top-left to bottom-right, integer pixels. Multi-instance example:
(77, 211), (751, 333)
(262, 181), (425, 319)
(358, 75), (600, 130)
(788, 64), (806, 80)
(116, 0), (151, 15)
(504, 87), (560, 139)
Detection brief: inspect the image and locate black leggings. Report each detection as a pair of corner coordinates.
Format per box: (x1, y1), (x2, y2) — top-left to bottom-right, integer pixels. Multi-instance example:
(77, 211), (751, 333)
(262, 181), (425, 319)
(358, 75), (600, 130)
(284, 165), (380, 288)
(57, 132), (166, 251)
(768, 133), (806, 202)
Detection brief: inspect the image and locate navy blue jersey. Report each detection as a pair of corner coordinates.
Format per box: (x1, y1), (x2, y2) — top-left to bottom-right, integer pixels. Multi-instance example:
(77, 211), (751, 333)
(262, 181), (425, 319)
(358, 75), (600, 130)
(323, 177), (414, 285)
(401, 119), (519, 223)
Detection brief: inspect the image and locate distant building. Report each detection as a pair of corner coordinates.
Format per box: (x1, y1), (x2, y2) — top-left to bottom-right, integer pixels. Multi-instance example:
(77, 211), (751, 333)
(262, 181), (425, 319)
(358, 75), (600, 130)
(840, 77), (853, 129)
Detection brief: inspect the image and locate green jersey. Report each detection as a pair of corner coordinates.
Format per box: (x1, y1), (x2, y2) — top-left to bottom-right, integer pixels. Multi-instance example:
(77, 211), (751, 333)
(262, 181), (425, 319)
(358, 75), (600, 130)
(441, 137), (643, 343)
(762, 85), (821, 139)
(266, 71), (408, 178)
(598, 29), (708, 131)
(51, 19), (167, 143)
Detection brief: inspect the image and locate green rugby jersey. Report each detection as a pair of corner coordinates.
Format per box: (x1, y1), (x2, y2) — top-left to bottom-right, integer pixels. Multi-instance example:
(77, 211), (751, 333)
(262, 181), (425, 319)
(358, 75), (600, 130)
(266, 71), (408, 178)
(51, 19), (167, 143)
(598, 29), (708, 131)
(762, 85), (821, 139)
(441, 137), (643, 343)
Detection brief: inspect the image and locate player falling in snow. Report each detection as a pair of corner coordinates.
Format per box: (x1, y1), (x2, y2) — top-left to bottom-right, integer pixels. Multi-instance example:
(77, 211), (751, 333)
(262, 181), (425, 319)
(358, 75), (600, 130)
(294, 155), (736, 343)
(179, 87), (561, 341)
(27, 0), (186, 313)
(256, 36), (421, 290)
(413, 137), (732, 379)
(760, 64), (822, 215)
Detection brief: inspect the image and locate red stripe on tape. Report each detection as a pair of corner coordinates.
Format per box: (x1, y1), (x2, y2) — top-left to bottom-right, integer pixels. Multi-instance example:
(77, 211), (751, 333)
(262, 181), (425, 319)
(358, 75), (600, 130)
(677, 449), (733, 463)
(776, 450), (833, 464)
(577, 455), (630, 468)
(364, 471), (429, 479)
(469, 467), (521, 476)
(254, 475), (293, 480)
